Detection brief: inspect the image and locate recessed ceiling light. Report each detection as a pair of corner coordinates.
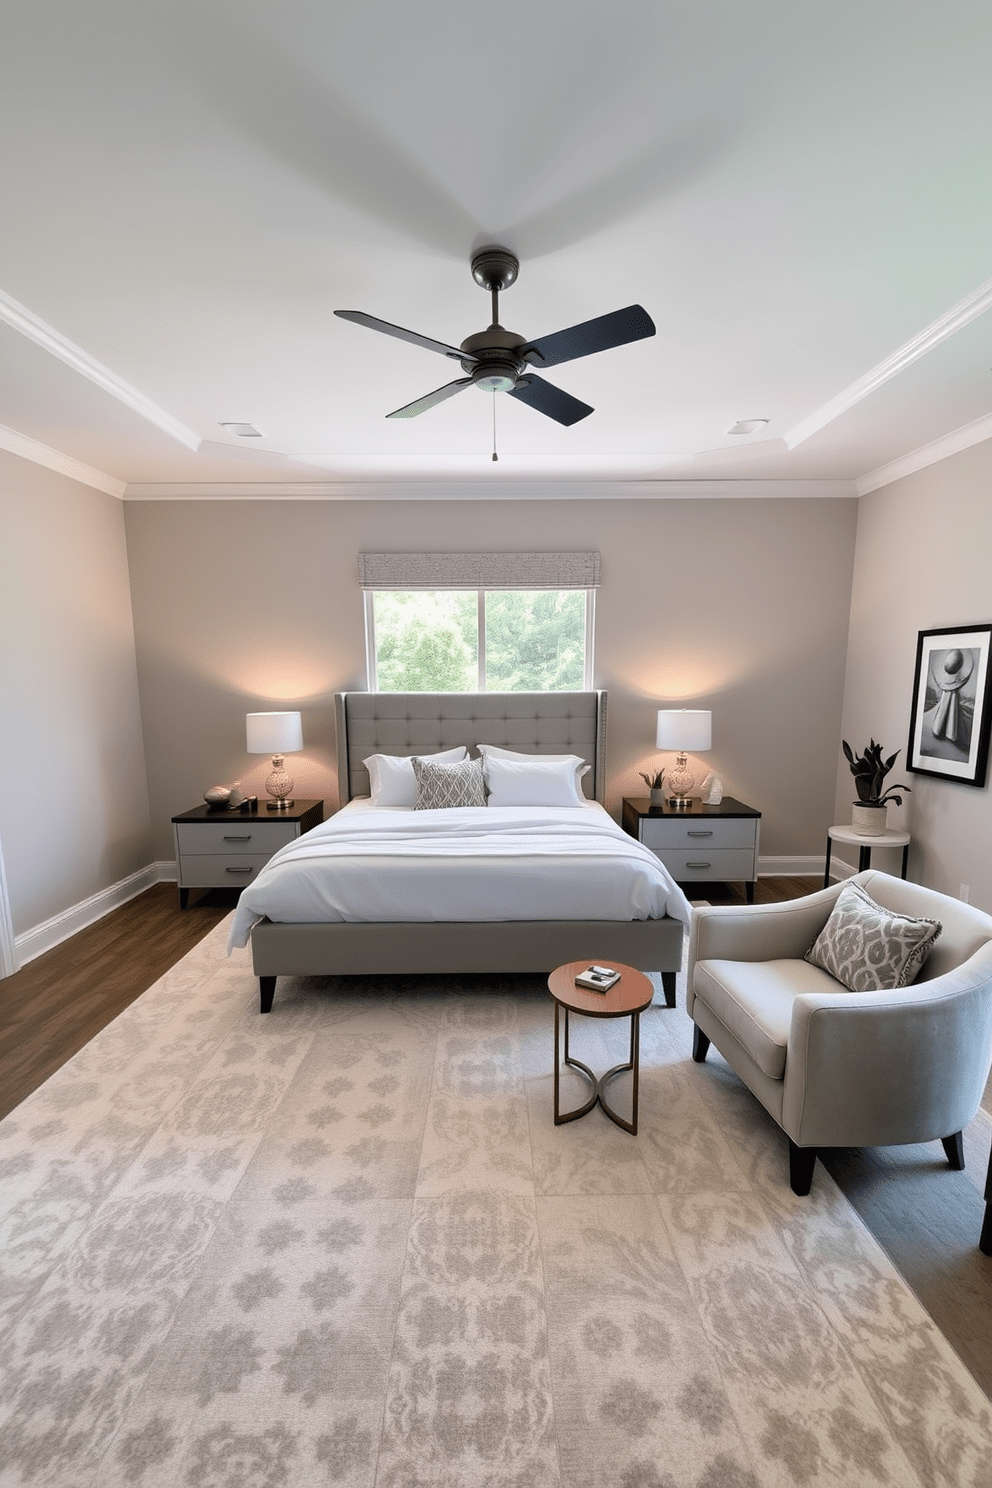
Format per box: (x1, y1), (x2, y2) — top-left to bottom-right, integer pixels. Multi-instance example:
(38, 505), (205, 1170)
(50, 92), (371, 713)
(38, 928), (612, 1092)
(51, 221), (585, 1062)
(727, 419), (770, 436)
(220, 421), (263, 438)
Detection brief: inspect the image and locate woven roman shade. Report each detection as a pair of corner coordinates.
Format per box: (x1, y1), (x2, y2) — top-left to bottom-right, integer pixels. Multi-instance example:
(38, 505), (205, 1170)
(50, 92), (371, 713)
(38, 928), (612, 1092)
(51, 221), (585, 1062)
(358, 552), (601, 590)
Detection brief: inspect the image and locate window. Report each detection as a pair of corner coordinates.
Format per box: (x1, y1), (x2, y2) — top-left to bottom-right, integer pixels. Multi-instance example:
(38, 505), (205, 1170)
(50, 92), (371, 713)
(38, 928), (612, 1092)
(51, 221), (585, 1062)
(367, 588), (594, 691)
(359, 552), (600, 693)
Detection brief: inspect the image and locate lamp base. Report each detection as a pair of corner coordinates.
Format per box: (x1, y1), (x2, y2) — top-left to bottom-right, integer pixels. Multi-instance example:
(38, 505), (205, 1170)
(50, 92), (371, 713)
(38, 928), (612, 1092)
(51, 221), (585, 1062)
(266, 799), (294, 810)
(666, 795), (695, 809)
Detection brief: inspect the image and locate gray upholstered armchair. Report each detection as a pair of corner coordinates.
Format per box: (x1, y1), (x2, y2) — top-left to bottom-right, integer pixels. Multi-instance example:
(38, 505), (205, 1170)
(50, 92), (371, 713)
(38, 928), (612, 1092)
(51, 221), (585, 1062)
(687, 871), (992, 1195)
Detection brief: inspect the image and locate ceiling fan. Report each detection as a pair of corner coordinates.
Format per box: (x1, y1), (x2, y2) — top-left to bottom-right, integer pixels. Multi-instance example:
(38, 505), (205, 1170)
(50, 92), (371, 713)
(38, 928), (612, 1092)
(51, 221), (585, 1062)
(335, 247), (655, 427)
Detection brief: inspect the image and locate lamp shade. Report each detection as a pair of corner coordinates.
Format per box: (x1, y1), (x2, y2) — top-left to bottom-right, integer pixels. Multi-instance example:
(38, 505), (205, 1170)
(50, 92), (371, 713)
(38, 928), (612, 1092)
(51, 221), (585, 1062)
(656, 709), (712, 753)
(246, 711), (303, 755)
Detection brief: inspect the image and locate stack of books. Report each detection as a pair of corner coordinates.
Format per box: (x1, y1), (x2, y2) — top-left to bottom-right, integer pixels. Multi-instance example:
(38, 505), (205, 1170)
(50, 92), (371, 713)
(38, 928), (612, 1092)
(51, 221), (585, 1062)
(574, 964), (621, 992)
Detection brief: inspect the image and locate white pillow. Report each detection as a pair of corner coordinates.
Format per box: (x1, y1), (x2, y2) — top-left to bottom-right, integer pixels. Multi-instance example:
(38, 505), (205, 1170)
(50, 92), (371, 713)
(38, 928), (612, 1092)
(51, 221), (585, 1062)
(476, 743), (591, 785)
(483, 754), (587, 808)
(365, 746), (467, 808)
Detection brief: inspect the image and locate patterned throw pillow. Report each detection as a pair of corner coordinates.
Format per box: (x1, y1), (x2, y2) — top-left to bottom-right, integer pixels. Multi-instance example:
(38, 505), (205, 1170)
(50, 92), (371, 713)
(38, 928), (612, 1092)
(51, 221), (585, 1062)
(412, 755), (487, 810)
(804, 882), (942, 991)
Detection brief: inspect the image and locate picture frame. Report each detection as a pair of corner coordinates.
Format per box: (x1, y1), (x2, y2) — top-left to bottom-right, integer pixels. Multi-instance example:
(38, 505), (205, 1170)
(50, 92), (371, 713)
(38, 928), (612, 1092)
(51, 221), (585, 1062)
(907, 623), (992, 787)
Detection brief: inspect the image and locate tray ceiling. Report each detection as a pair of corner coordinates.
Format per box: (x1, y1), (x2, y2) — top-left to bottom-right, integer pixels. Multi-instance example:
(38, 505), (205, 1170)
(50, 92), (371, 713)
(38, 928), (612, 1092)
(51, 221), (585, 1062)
(1, 1), (990, 497)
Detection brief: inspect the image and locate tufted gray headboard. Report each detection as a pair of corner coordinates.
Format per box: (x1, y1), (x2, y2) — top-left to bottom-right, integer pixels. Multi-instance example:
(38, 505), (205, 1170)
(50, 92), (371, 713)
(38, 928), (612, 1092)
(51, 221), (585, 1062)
(335, 691), (607, 804)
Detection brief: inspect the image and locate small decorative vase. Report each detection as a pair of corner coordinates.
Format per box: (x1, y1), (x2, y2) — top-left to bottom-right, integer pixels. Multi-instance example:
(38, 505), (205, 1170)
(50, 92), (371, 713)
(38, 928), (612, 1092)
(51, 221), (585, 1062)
(649, 787), (666, 807)
(852, 803), (887, 836)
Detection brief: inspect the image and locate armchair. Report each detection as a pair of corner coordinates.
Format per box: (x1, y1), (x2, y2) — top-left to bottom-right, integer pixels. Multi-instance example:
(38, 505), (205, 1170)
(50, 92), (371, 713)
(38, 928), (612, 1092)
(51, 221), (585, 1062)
(687, 871), (992, 1196)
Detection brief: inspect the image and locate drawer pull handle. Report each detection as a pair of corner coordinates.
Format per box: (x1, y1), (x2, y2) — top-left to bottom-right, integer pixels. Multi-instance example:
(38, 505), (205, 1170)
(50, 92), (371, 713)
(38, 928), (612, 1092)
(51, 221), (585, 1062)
(226, 866), (254, 875)
(686, 861), (711, 870)
(687, 830), (713, 838)
(224, 834), (252, 841)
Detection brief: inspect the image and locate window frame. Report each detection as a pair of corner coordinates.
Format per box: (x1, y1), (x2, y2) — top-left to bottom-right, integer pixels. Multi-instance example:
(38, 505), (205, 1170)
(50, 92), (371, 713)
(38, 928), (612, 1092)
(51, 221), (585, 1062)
(364, 587), (596, 692)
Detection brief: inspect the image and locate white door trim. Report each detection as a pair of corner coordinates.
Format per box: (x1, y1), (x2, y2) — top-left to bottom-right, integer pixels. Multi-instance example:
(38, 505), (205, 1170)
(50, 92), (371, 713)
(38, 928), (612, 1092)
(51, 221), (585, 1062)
(0, 828), (17, 977)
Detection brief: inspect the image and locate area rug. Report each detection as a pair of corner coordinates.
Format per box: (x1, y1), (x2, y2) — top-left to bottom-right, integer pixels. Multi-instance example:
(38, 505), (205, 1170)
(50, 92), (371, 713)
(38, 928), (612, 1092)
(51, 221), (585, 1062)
(1, 920), (990, 1488)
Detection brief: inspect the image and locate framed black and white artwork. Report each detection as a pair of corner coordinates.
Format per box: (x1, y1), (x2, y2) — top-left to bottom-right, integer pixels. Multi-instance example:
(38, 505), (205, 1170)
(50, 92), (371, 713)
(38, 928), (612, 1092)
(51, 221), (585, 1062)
(907, 623), (992, 787)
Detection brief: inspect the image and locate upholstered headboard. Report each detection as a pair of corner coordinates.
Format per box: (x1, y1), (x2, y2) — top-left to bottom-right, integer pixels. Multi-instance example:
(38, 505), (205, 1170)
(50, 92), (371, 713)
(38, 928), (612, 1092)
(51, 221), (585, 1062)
(335, 690), (607, 804)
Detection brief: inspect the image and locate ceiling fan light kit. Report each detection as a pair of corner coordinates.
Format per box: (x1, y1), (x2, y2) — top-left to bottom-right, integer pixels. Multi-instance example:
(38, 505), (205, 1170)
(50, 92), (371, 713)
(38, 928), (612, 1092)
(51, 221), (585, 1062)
(334, 246), (655, 429)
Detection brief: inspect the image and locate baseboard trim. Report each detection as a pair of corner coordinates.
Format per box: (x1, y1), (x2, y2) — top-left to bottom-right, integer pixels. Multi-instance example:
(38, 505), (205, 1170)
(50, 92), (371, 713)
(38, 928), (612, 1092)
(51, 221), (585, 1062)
(13, 862), (169, 967)
(758, 855), (825, 879)
(823, 853), (859, 883)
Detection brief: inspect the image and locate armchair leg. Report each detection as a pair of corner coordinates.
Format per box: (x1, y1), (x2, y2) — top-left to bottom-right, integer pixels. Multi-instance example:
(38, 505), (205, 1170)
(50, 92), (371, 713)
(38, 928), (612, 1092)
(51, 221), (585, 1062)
(789, 1141), (817, 1196)
(692, 1025), (710, 1063)
(941, 1131), (965, 1170)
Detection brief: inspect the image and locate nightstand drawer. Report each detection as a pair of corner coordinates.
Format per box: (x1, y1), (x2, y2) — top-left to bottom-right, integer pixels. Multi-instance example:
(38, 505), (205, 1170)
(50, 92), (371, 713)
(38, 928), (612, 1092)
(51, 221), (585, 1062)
(654, 849), (756, 882)
(638, 817), (756, 851)
(175, 821), (299, 856)
(177, 853), (277, 886)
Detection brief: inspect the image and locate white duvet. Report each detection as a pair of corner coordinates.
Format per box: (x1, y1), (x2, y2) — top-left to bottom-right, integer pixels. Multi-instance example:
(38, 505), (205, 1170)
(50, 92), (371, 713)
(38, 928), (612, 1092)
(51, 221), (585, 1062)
(227, 799), (692, 950)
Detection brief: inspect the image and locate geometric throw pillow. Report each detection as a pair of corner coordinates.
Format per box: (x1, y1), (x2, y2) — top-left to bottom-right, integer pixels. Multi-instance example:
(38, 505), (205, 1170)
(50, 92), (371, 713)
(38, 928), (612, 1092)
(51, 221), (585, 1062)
(412, 755), (488, 810)
(804, 881), (942, 991)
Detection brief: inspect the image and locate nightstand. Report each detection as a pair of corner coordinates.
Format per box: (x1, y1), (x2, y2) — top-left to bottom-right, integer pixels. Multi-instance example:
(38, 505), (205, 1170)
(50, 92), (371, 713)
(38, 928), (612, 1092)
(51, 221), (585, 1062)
(622, 796), (761, 903)
(171, 799), (323, 908)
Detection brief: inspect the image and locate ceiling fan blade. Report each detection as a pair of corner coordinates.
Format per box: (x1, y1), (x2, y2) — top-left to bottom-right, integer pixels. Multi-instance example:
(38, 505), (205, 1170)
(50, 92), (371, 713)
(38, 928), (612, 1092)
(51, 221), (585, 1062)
(386, 377), (474, 419)
(335, 310), (474, 363)
(521, 304), (655, 369)
(507, 375), (593, 426)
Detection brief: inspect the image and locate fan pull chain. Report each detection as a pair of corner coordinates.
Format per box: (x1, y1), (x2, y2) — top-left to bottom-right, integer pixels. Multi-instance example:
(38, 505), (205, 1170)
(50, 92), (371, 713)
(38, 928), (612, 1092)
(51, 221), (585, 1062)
(492, 392), (498, 462)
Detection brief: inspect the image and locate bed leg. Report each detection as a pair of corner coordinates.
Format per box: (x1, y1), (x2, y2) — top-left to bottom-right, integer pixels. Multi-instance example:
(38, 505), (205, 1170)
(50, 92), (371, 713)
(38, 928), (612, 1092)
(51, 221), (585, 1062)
(660, 971), (676, 1008)
(259, 976), (276, 1014)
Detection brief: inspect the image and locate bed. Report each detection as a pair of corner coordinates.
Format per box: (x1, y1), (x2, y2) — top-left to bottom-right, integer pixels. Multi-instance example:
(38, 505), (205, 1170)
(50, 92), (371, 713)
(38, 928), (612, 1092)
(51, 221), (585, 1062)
(234, 690), (690, 1012)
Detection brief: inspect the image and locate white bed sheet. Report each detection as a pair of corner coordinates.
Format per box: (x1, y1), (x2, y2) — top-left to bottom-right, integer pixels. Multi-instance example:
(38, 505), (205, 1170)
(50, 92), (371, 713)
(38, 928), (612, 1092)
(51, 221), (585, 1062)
(227, 799), (692, 950)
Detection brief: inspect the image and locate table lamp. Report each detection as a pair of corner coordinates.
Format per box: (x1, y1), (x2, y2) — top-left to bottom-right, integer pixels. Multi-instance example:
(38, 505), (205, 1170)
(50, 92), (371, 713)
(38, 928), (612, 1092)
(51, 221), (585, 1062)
(247, 711), (303, 809)
(656, 709), (712, 807)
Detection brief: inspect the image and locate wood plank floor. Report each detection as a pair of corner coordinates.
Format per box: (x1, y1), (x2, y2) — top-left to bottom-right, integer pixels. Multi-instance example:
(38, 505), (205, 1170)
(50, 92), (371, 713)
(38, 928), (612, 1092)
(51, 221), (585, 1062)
(0, 884), (232, 1122)
(1, 874), (989, 1398)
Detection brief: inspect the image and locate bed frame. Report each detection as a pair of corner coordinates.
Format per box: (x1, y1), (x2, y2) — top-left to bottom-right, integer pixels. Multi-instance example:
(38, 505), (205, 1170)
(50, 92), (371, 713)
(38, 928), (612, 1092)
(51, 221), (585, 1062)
(250, 690), (683, 1011)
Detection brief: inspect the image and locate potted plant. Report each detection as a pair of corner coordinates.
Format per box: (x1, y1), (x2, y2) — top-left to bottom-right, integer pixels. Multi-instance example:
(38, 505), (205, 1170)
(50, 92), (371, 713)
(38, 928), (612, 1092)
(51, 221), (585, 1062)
(640, 767), (666, 808)
(842, 739), (911, 835)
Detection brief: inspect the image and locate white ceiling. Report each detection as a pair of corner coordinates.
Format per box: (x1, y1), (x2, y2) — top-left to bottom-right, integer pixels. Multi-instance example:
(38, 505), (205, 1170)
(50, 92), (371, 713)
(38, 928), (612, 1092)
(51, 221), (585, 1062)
(2, 0), (991, 497)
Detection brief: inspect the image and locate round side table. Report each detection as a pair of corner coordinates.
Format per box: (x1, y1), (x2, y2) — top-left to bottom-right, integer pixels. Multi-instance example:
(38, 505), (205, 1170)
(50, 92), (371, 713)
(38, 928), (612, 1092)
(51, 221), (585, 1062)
(548, 961), (654, 1135)
(823, 825), (910, 889)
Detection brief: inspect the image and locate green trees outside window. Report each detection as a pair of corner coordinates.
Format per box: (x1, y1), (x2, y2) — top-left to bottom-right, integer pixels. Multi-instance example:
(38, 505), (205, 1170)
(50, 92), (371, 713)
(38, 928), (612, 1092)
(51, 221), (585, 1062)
(369, 589), (590, 692)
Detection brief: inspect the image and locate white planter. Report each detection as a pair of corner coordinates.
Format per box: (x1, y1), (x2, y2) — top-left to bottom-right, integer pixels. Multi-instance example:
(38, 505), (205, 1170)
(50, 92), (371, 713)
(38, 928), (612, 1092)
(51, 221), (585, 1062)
(852, 804), (888, 836)
(649, 787), (666, 807)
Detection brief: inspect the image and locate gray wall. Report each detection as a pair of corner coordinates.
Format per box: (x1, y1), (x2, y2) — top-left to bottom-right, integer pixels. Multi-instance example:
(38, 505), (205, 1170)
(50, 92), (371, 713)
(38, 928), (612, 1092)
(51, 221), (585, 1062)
(6, 439), (987, 948)
(0, 451), (152, 937)
(124, 495), (859, 863)
(837, 440), (992, 909)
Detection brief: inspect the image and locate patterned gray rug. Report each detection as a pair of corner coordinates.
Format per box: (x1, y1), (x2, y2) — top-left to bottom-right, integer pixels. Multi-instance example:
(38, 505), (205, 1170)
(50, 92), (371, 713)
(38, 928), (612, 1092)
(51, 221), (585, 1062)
(1, 917), (990, 1487)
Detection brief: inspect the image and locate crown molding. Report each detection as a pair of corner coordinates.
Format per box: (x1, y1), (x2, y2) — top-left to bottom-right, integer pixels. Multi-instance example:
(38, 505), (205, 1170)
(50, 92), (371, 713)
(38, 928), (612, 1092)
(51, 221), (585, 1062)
(0, 423), (126, 497)
(0, 288), (201, 451)
(785, 275), (992, 450)
(122, 477), (858, 501)
(857, 412), (992, 495)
